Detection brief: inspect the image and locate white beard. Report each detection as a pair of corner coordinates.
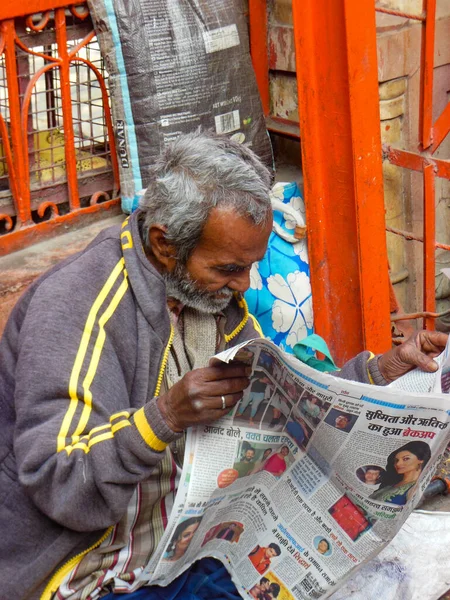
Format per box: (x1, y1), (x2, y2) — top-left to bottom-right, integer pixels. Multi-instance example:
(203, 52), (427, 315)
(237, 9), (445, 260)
(162, 263), (234, 314)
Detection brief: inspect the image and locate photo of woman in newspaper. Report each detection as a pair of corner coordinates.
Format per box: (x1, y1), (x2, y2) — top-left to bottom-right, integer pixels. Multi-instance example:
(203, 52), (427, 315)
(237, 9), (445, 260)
(250, 577), (272, 599)
(260, 445), (293, 477)
(369, 441), (431, 505)
(250, 447), (273, 473)
(250, 577), (283, 599)
(162, 516), (202, 562)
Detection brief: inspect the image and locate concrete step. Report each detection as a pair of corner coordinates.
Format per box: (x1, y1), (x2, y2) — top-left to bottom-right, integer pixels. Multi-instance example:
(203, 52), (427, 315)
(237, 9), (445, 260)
(0, 214), (124, 335)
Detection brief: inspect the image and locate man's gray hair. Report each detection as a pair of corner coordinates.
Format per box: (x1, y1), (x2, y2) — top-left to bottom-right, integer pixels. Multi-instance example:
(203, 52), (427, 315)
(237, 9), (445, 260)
(139, 130), (273, 262)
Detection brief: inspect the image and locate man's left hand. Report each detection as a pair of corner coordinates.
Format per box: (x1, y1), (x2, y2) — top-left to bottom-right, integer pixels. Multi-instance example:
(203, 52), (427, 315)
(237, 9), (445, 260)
(377, 330), (448, 383)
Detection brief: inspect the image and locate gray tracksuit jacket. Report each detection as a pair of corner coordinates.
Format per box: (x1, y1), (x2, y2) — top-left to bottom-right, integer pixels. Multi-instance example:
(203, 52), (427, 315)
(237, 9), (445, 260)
(0, 211), (377, 599)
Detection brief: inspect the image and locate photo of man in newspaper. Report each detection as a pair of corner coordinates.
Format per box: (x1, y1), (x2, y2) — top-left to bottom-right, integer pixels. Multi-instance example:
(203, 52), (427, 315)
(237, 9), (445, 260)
(356, 465), (384, 486)
(248, 543), (282, 574)
(162, 516), (202, 562)
(324, 408), (357, 433)
(369, 441), (431, 505)
(233, 442), (259, 478)
(313, 536), (332, 557)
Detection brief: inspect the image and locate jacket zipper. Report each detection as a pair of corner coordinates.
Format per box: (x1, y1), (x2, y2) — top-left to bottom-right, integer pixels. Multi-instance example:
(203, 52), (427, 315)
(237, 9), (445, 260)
(40, 327), (175, 599)
(40, 526), (114, 600)
(224, 294), (249, 344)
(154, 324), (174, 397)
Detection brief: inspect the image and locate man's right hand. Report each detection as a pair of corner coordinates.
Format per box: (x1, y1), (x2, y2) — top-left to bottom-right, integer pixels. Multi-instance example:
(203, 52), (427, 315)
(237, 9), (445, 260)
(157, 363), (251, 432)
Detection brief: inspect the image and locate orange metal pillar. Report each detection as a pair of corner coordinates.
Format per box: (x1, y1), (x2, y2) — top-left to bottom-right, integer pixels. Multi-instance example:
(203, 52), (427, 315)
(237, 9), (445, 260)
(55, 7), (80, 210)
(292, 0), (392, 364)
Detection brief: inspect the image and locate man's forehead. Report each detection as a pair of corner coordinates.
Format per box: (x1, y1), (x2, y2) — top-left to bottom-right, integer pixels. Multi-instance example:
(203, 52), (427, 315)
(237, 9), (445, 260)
(197, 207), (271, 257)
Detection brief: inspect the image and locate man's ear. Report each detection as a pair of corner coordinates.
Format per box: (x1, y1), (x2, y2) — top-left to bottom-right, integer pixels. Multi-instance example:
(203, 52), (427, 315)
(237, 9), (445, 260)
(148, 225), (177, 271)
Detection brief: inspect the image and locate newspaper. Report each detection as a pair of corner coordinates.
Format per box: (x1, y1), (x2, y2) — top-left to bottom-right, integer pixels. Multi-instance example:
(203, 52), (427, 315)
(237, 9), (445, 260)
(139, 338), (450, 599)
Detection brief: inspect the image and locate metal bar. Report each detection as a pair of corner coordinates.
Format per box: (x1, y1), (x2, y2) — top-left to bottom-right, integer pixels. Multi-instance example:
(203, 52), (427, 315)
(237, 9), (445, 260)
(2, 20), (32, 225)
(0, 114), (20, 204)
(430, 102), (450, 153)
(423, 163), (436, 329)
(384, 144), (425, 172)
(16, 42), (35, 178)
(265, 115), (300, 139)
(54, 7), (80, 210)
(389, 278), (415, 337)
(421, 0), (436, 149)
(384, 145), (450, 180)
(0, 198), (121, 256)
(391, 309), (447, 322)
(343, 0), (392, 353)
(386, 225), (450, 252)
(44, 45), (58, 130)
(20, 62), (59, 187)
(292, 0), (391, 364)
(1, 0), (85, 20)
(375, 6), (426, 21)
(248, 0), (270, 116)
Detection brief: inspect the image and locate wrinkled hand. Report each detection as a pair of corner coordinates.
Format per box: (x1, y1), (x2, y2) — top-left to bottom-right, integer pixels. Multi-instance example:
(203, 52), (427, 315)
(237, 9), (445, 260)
(378, 330), (448, 383)
(157, 363), (251, 432)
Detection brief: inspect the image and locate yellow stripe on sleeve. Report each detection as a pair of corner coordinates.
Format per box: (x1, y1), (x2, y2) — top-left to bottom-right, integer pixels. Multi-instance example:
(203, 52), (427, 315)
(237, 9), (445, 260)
(73, 271), (129, 439)
(57, 258), (125, 452)
(64, 418), (131, 455)
(110, 411), (131, 422)
(134, 407), (168, 452)
(111, 420), (132, 434)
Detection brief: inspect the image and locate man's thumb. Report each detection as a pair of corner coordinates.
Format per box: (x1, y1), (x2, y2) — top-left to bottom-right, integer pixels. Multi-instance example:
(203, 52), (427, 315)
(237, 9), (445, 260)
(416, 353), (439, 373)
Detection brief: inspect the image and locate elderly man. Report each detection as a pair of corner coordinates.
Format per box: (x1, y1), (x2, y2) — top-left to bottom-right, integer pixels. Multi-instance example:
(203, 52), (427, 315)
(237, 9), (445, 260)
(0, 130), (446, 600)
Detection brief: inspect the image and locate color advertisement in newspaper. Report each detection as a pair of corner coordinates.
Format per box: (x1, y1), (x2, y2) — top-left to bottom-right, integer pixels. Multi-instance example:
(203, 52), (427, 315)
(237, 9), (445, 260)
(141, 338), (450, 599)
